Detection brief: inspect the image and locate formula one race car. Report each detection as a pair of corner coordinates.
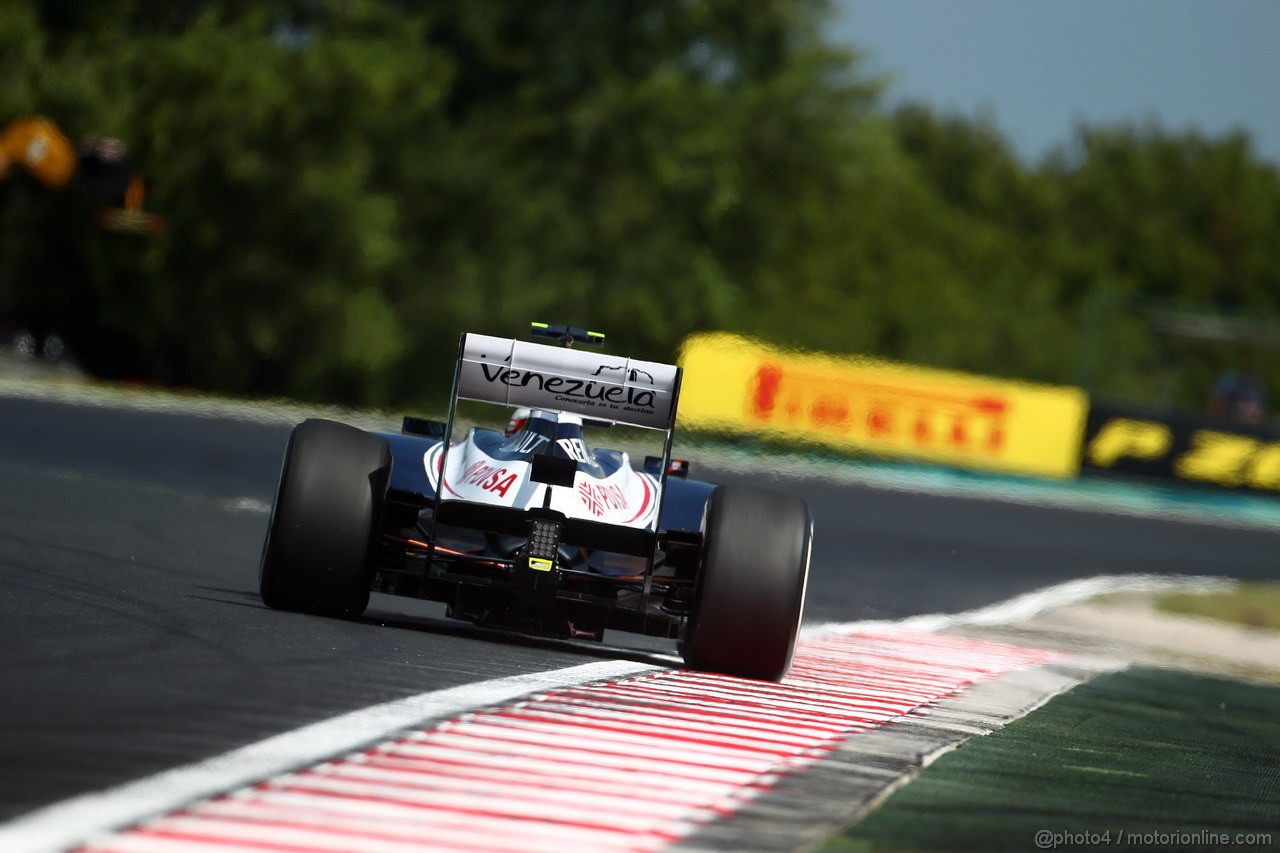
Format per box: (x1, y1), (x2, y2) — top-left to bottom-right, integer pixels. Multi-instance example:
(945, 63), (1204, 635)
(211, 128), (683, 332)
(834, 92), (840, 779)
(259, 324), (813, 680)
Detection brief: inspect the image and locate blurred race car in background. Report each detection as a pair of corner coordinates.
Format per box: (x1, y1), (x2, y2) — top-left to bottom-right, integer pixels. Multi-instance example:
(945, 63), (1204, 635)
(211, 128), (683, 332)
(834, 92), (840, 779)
(259, 323), (813, 680)
(0, 115), (163, 234)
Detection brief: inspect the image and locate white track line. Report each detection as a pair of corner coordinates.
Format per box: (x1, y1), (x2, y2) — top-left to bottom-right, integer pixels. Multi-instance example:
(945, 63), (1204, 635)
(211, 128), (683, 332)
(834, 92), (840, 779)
(0, 661), (656, 853)
(0, 376), (402, 432)
(804, 572), (1235, 638)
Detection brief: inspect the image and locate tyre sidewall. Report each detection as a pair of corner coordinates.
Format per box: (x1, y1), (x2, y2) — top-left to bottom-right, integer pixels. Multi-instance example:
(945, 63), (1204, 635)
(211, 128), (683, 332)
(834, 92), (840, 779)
(685, 485), (812, 680)
(259, 419), (390, 618)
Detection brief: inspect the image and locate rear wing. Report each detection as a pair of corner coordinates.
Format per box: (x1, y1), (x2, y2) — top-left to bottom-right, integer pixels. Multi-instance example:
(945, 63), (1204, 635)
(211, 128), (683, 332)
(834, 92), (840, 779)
(455, 333), (681, 431)
(430, 331), (683, 569)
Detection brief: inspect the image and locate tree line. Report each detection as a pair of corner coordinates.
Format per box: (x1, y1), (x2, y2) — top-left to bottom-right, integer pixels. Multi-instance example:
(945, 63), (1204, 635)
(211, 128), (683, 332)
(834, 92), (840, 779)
(2, 0), (1278, 412)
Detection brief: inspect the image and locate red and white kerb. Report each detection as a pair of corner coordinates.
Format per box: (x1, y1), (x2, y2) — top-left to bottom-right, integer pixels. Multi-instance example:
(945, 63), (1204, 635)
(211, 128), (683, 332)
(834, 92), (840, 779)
(79, 632), (1057, 853)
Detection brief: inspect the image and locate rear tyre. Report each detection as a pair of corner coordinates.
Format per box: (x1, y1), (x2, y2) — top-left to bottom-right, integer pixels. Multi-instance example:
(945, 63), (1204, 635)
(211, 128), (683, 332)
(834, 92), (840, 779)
(259, 419), (391, 619)
(683, 485), (812, 681)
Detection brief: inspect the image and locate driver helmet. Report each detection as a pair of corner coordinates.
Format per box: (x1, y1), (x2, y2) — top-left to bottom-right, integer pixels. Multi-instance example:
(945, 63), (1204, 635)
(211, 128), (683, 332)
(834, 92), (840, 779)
(504, 407), (531, 436)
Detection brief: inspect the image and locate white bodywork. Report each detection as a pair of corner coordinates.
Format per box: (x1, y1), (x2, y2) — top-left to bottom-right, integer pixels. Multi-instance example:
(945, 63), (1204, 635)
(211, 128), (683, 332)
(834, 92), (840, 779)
(423, 413), (662, 530)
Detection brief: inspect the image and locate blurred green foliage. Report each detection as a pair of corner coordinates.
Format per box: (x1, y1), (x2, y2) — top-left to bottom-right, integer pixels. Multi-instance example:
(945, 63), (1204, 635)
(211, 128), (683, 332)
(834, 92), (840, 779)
(2, 0), (1279, 410)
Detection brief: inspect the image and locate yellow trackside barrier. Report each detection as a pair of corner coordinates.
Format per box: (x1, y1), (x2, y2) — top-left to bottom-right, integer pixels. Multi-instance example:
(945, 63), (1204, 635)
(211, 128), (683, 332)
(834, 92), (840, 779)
(678, 332), (1089, 479)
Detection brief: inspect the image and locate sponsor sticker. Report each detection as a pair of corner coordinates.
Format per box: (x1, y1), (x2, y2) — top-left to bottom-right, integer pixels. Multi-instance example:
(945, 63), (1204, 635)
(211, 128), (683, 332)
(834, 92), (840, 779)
(576, 480), (629, 517)
(456, 334), (679, 430)
(460, 460), (519, 498)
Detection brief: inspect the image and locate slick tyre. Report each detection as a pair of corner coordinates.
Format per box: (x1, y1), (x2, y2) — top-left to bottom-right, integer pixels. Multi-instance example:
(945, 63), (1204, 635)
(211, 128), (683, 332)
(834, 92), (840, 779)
(683, 485), (812, 681)
(259, 419), (391, 619)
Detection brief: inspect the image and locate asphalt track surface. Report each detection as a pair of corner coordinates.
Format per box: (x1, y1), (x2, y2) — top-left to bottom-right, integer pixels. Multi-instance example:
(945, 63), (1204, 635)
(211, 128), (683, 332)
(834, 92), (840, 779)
(3, 395), (1280, 826)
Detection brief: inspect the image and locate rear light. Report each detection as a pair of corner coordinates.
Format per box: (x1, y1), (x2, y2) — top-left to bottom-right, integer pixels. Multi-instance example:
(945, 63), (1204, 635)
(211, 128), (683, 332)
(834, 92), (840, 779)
(644, 456), (689, 478)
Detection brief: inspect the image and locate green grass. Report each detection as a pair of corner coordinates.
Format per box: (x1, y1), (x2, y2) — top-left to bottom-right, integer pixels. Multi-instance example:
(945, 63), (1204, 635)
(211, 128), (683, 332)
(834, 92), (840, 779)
(822, 668), (1280, 852)
(1156, 582), (1280, 631)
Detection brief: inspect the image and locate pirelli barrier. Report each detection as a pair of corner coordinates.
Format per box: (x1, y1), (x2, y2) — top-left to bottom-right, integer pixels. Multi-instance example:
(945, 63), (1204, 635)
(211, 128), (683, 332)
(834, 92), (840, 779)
(1082, 401), (1280, 493)
(678, 332), (1089, 479)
